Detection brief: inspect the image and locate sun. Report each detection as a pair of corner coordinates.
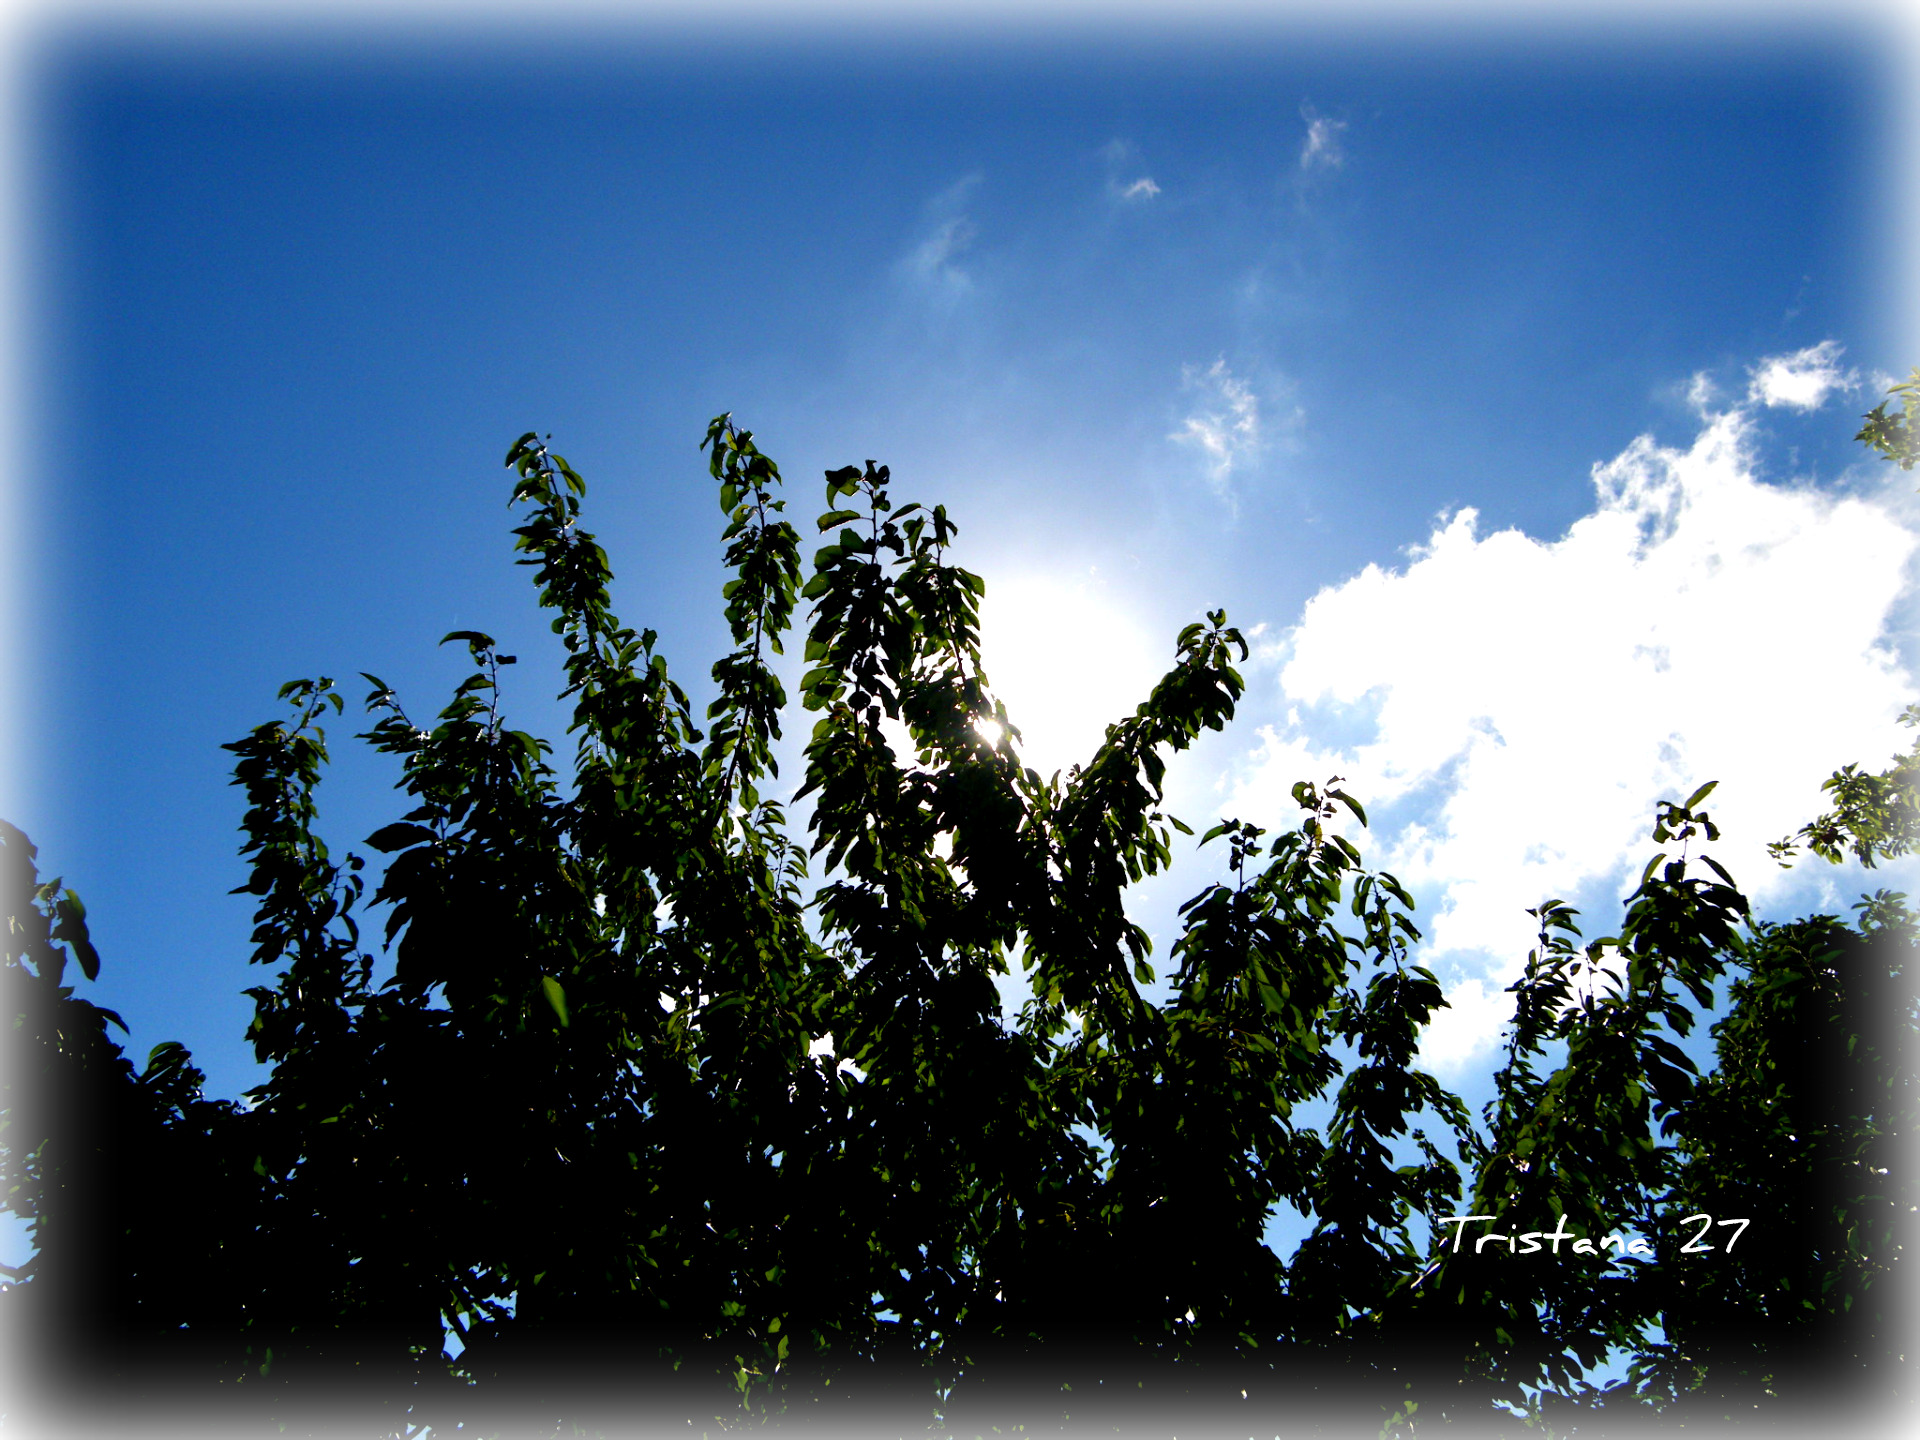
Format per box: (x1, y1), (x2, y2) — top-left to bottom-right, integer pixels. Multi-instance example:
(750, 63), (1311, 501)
(975, 570), (1166, 780)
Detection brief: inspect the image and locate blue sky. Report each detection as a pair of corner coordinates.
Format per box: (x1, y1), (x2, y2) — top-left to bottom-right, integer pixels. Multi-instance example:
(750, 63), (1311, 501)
(6, 6), (1918, 1197)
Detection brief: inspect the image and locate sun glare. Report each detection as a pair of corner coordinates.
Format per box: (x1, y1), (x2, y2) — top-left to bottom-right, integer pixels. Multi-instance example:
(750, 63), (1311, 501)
(976, 571), (1164, 779)
(971, 716), (1006, 748)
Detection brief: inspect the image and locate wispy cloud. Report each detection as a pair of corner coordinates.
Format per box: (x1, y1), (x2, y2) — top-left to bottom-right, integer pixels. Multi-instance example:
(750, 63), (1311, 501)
(1171, 358), (1263, 499)
(1101, 137), (1163, 203)
(1225, 343), (1919, 1073)
(896, 174), (982, 305)
(908, 217), (977, 287)
(1298, 102), (1348, 172)
(1169, 359), (1304, 512)
(1746, 338), (1859, 411)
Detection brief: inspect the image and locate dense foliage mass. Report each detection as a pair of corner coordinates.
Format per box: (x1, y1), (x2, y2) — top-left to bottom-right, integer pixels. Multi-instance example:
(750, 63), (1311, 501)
(4, 396), (1916, 1438)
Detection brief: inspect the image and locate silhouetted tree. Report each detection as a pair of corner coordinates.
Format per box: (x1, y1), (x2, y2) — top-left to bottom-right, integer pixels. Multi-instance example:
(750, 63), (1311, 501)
(5, 386), (1915, 1438)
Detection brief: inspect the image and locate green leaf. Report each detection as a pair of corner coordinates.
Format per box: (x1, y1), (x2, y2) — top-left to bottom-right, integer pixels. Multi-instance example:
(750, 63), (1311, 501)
(365, 823), (436, 853)
(1329, 788), (1368, 827)
(542, 976), (570, 1028)
(73, 935), (101, 983)
(1683, 780), (1719, 810)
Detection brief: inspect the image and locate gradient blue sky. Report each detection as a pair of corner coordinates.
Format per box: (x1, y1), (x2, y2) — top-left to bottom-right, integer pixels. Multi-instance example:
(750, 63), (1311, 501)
(7, 7), (1919, 1164)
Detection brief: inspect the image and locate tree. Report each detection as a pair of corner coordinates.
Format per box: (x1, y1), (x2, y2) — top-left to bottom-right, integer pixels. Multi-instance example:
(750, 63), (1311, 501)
(1765, 368), (1920, 871)
(1857, 367), (1919, 473)
(4, 394), (1916, 1439)
(1630, 895), (1915, 1419)
(1768, 703), (1920, 873)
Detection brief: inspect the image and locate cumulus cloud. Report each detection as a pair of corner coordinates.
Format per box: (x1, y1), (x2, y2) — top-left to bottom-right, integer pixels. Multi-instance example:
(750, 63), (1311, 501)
(1299, 103), (1348, 171)
(1120, 177), (1162, 200)
(1747, 338), (1859, 411)
(1225, 346), (1919, 1073)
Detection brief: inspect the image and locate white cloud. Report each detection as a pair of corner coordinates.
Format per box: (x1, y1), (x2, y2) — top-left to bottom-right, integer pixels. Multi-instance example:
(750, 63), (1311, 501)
(1169, 359), (1306, 513)
(1299, 103), (1347, 171)
(1101, 138), (1162, 202)
(1226, 352), (1919, 1073)
(1746, 338), (1858, 411)
(909, 217), (976, 285)
(1170, 358), (1263, 502)
(897, 174), (982, 303)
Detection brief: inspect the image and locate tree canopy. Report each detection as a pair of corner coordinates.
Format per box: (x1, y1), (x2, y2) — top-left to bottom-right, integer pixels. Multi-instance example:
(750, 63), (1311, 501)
(4, 394), (1916, 1439)
(1857, 367), (1919, 474)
